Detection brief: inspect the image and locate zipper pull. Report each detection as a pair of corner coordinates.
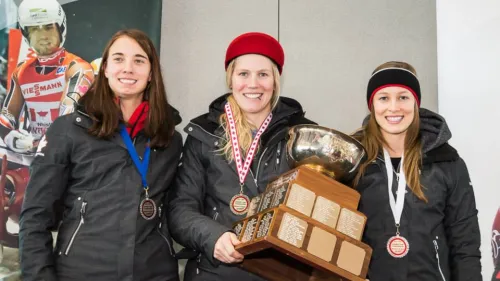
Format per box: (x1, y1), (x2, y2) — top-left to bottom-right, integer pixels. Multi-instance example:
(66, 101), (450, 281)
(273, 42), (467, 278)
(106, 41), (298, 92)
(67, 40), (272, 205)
(276, 144), (281, 166)
(80, 202), (87, 216)
(80, 202), (87, 224)
(196, 253), (201, 274)
(433, 240), (439, 250)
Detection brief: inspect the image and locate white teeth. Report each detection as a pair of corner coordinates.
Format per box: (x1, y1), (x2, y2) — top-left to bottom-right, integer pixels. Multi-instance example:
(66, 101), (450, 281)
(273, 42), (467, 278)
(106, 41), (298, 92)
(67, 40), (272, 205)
(386, 116), (403, 122)
(119, 79), (137, 84)
(244, 93), (262, 99)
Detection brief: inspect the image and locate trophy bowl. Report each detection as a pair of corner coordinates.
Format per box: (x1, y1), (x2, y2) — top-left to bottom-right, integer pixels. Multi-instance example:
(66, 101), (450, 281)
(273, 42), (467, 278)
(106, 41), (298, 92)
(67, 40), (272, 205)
(287, 124), (366, 183)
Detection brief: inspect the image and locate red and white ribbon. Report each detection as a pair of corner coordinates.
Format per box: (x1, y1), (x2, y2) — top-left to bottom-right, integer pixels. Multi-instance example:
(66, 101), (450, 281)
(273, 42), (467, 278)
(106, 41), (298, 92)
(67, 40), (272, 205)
(224, 103), (272, 185)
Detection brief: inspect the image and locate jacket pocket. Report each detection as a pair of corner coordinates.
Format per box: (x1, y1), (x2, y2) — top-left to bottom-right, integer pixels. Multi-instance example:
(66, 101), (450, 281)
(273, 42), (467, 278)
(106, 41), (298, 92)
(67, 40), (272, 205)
(433, 236), (447, 281)
(64, 200), (87, 256)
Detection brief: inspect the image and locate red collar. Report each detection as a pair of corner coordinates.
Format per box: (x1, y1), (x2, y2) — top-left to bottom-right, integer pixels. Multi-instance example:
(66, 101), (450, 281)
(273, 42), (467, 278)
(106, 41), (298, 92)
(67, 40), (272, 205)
(126, 101), (149, 138)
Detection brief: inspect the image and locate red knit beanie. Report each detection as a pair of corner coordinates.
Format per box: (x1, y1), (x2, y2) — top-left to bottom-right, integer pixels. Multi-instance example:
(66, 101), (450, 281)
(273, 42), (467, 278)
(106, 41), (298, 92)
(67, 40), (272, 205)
(225, 32), (285, 74)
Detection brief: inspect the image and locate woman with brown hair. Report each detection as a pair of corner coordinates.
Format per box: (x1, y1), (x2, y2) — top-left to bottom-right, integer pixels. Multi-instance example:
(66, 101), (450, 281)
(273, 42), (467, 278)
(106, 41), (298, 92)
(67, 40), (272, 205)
(167, 32), (315, 281)
(19, 29), (182, 281)
(352, 61), (481, 281)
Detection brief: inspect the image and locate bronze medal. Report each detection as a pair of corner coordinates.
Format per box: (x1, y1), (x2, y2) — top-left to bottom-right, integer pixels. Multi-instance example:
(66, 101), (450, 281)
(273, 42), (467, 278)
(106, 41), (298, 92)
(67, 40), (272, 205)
(140, 198), (157, 220)
(230, 193), (250, 215)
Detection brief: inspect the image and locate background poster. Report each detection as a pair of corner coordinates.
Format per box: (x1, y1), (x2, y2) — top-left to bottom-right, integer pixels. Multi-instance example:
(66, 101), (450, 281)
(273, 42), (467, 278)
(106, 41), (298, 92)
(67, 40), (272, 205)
(0, 0), (162, 279)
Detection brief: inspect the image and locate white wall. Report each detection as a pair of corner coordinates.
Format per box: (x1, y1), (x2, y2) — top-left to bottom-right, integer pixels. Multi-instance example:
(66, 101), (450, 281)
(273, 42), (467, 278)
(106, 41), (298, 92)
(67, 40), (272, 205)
(162, 0), (438, 135)
(437, 0), (500, 278)
(280, 0), (437, 133)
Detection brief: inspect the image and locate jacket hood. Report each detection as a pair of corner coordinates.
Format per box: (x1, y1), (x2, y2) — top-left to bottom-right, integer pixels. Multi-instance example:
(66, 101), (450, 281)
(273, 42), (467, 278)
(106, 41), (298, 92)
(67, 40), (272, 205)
(418, 108), (451, 154)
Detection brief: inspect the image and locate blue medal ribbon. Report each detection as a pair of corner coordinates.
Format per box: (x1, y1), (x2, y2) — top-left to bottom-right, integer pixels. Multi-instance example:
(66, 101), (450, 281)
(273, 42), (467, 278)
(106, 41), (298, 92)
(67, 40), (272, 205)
(119, 124), (151, 192)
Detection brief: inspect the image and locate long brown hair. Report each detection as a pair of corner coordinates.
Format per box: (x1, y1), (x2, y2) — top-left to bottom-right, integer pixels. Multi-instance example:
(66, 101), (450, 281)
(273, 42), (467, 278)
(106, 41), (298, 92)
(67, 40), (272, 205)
(354, 61), (427, 202)
(78, 29), (174, 148)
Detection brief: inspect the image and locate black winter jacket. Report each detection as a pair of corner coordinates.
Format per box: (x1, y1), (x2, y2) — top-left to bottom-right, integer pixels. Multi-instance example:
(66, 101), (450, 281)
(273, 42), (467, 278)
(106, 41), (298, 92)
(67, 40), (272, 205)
(167, 94), (315, 281)
(355, 108), (481, 281)
(19, 107), (183, 281)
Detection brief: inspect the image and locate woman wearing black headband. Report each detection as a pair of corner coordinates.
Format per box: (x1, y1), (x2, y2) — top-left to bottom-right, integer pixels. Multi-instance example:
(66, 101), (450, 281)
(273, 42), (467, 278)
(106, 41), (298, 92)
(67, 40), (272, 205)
(352, 61), (481, 281)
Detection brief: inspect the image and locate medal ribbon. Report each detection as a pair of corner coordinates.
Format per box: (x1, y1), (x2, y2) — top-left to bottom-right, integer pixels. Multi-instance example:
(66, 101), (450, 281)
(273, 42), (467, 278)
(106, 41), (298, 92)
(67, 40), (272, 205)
(224, 103), (272, 192)
(119, 124), (151, 193)
(383, 148), (406, 235)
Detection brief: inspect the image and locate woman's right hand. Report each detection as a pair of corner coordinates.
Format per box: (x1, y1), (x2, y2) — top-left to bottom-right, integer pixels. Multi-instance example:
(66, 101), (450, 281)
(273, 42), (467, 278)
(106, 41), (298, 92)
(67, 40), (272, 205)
(213, 232), (244, 263)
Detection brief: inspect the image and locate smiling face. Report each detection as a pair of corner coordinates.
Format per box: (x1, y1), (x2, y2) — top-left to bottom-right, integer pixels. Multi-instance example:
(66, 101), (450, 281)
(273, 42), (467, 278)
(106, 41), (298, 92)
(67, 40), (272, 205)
(372, 86), (416, 138)
(104, 35), (151, 99)
(230, 54), (275, 124)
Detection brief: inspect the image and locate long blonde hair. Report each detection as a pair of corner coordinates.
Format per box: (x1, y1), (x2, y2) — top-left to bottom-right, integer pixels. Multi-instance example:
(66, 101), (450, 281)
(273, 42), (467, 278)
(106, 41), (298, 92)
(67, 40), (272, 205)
(354, 61), (427, 202)
(219, 58), (281, 162)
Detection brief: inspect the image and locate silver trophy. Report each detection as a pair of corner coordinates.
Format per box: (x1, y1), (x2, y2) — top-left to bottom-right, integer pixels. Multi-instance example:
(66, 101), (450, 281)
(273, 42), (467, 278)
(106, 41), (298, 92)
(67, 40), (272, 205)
(287, 124), (366, 183)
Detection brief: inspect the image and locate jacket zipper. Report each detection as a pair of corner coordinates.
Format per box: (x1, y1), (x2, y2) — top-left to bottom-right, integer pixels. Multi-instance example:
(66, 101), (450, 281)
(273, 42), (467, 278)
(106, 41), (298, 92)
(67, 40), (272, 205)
(156, 203), (175, 257)
(196, 253), (201, 274)
(188, 122), (223, 139)
(212, 206), (219, 221)
(252, 147), (269, 187)
(76, 109), (90, 117)
(433, 238), (447, 281)
(64, 201), (87, 255)
(253, 135), (285, 186)
(156, 227), (175, 257)
(275, 141), (281, 168)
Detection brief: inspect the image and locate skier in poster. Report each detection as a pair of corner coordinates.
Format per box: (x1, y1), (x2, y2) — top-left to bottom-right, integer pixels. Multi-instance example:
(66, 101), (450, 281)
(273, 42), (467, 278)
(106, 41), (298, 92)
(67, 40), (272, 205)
(0, 0), (93, 157)
(0, 0), (93, 250)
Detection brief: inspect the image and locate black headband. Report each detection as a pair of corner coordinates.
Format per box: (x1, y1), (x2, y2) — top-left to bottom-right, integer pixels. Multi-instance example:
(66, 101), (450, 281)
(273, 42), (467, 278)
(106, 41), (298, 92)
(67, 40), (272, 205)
(367, 67), (421, 108)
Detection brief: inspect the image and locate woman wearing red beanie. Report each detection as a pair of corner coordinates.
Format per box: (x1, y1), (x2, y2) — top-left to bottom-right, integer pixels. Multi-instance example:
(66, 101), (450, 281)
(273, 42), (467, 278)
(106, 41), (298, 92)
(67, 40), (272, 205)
(352, 61), (481, 281)
(168, 32), (315, 280)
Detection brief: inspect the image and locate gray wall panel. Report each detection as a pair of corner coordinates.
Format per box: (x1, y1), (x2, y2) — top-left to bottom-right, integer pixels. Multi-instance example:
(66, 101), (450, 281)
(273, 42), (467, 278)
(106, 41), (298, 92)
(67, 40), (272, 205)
(279, 0), (437, 133)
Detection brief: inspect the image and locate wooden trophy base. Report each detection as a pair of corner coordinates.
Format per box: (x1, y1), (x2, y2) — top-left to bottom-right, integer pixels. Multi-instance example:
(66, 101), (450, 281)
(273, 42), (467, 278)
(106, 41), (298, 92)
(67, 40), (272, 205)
(233, 166), (372, 281)
(242, 249), (346, 281)
(234, 204), (371, 281)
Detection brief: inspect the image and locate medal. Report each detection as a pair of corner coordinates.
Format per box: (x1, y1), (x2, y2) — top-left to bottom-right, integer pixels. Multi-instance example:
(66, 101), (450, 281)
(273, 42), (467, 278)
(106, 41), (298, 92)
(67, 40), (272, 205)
(383, 149), (410, 258)
(225, 103), (272, 216)
(139, 187), (157, 220)
(119, 124), (157, 220)
(387, 235), (410, 258)
(230, 189), (250, 215)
